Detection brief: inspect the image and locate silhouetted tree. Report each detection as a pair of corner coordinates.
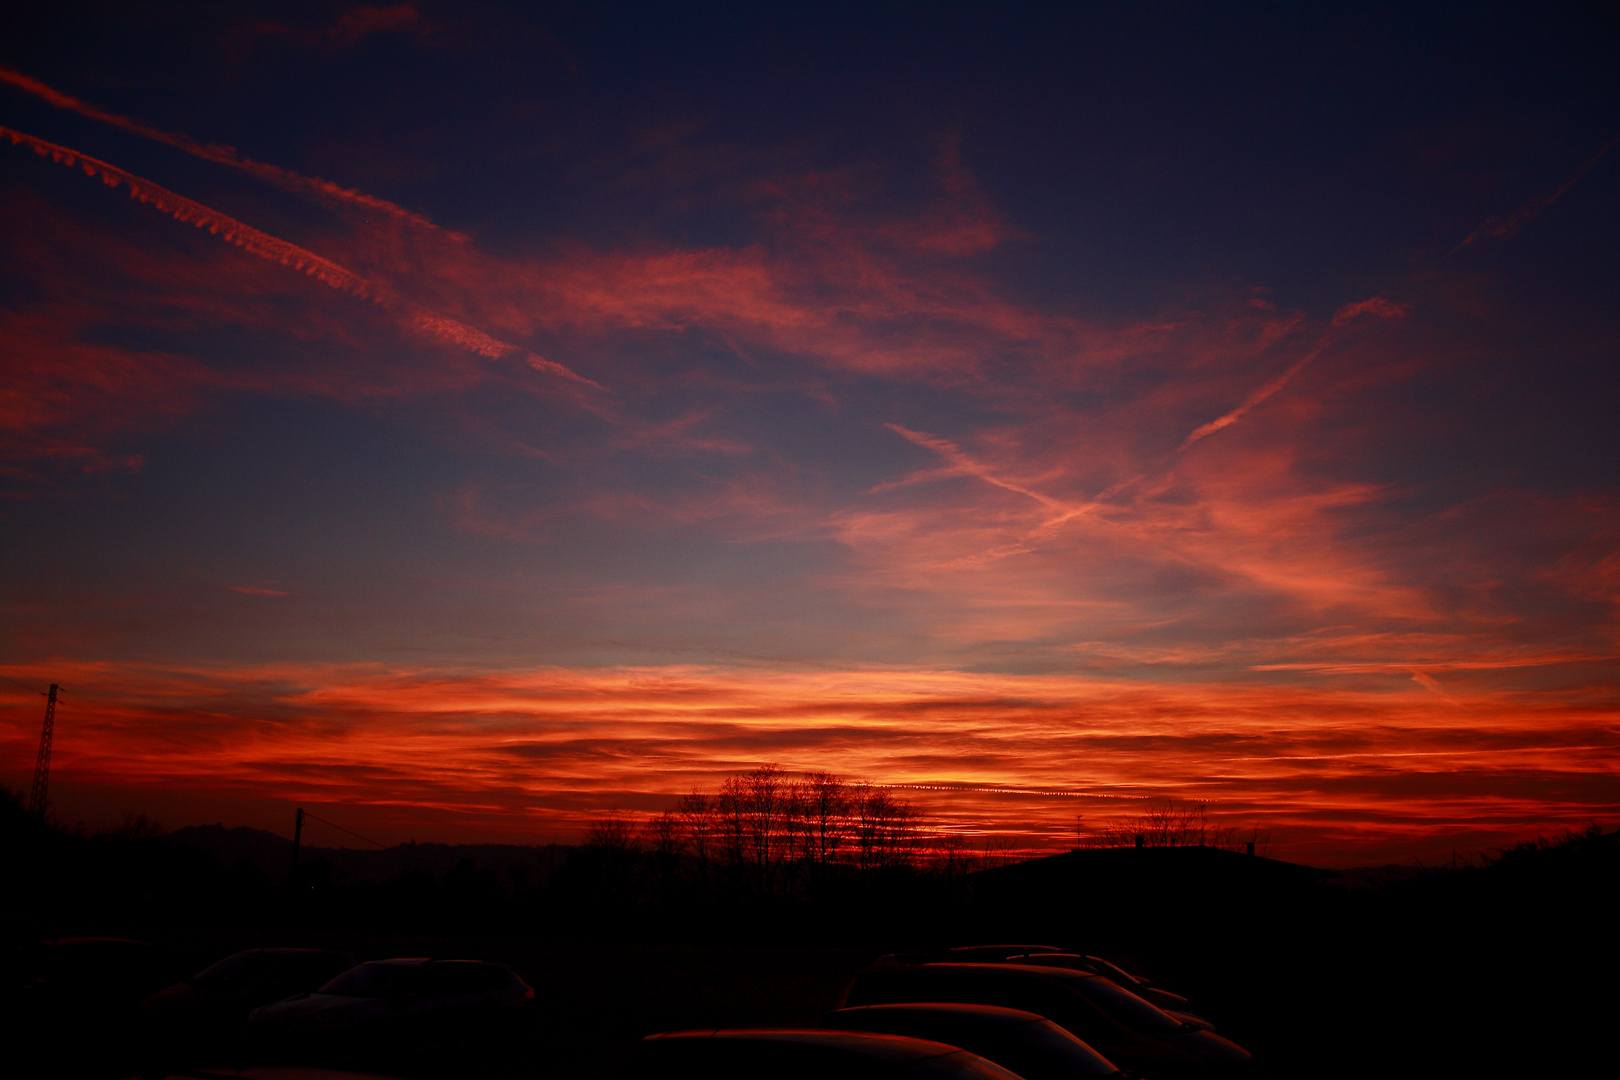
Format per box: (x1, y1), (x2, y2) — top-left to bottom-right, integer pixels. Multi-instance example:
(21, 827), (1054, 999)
(929, 832), (975, 881)
(676, 789), (717, 892)
(851, 784), (919, 871)
(745, 763), (787, 893)
(644, 809), (683, 899)
(716, 775), (749, 874)
(795, 771), (851, 877)
(565, 812), (642, 914)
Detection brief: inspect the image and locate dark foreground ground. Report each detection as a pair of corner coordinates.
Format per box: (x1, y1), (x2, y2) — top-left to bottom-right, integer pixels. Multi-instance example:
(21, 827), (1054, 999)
(20, 933), (878, 1080)
(7, 823), (1617, 1079)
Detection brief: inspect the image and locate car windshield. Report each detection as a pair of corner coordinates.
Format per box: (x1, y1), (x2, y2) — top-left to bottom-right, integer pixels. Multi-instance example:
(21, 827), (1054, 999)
(194, 952), (276, 988)
(1002, 1020), (1119, 1078)
(1066, 977), (1183, 1035)
(319, 963), (419, 998)
(419, 962), (511, 997)
(1084, 958), (1140, 986)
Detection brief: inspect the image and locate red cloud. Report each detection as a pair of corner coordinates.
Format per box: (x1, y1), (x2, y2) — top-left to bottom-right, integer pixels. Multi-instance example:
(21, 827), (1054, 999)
(331, 4), (429, 45)
(2, 659), (1614, 863)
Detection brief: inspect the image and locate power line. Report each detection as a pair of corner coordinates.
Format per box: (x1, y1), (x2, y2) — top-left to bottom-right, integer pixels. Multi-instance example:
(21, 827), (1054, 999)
(301, 810), (389, 849)
(1, 674), (48, 696)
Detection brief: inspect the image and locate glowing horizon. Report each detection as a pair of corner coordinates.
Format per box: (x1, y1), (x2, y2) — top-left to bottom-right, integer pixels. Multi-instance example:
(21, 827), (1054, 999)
(3, 8), (1616, 868)
(5, 655), (1616, 866)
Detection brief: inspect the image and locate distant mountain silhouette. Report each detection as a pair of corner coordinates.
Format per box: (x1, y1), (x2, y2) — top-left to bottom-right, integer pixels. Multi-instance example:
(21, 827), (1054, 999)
(974, 843), (1336, 884)
(165, 824), (293, 874)
(967, 844), (1338, 932)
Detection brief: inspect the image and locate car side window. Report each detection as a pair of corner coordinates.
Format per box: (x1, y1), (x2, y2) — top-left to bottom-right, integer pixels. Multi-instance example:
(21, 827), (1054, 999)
(422, 963), (510, 997)
(290, 954), (347, 982)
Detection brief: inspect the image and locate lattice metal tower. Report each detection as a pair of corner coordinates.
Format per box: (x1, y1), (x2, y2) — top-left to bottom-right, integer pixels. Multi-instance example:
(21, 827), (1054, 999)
(28, 683), (59, 818)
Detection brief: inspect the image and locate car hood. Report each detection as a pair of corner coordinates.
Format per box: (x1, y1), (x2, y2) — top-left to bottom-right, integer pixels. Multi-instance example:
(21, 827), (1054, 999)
(143, 982), (203, 1011)
(250, 993), (384, 1026)
(1175, 1028), (1251, 1067)
(1163, 1008), (1216, 1032)
(146, 980), (253, 1011)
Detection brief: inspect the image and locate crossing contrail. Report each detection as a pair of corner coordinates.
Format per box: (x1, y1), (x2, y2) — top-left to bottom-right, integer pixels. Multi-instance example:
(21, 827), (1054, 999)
(1180, 297), (1404, 449)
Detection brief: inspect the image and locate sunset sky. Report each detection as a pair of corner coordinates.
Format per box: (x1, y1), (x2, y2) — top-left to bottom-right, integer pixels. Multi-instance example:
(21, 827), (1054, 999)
(3, 3), (1617, 865)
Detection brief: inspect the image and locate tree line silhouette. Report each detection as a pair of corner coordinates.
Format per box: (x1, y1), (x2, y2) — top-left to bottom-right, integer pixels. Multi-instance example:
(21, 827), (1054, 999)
(557, 765), (1018, 932)
(591, 765), (949, 891)
(1080, 799), (1271, 853)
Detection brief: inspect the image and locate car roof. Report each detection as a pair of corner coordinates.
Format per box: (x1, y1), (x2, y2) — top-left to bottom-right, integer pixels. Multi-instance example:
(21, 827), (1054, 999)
(831, 1003), (1051, 1028)
(1013, 952), (1083, 959)
(920, 962), (1101, 984)
(358, 957), (508, 969)
(152, 1069), (408, 1080)
(649, 1029), (965, 1062)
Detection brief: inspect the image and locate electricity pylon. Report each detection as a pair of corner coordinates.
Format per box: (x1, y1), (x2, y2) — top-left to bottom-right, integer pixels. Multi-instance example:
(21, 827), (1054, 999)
(28, 684), (59, 818)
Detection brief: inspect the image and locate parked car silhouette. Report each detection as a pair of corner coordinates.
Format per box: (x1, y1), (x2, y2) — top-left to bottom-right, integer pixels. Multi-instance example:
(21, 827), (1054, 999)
(1001, 956), (1201, 1023)
(824, 1002), (1124, 1079)
(146, 948), (360, 1025)
(843, 964), (1250, 1077)
(1003, 954), (1193, 1013)
(134, 1069), (403, 1079)
(946, 945), (1067, 963)
(637, 1029), (1026, 1080)
(247, 958), (532, 1040)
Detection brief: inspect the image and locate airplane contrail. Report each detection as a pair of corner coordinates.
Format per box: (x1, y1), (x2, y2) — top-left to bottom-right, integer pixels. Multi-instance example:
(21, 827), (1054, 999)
(886, 423), (1069, 511)
(1180, 297), (1405, 450)
(2, 125), (603, 391)
(1451, 132), (1620, 254)
(1409, 669), (1460, 706)
(0, 64), (453, 236)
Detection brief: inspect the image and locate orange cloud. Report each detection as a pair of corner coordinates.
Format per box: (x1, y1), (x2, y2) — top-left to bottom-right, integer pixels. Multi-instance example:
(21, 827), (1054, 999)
(2, 659), (1614, 864)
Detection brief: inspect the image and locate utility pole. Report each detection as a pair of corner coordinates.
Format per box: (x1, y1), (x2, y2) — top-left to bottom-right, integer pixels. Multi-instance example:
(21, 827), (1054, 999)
(28, 684), (59, 818)
(290, 807), (304, 879)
